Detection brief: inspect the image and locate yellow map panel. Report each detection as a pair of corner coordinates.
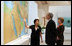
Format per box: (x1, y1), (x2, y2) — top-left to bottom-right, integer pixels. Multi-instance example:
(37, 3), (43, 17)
(4, 1), (28, 44)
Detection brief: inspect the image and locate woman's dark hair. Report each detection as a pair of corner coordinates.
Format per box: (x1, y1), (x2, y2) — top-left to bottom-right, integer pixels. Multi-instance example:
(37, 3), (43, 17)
(34, 19), (39, 24)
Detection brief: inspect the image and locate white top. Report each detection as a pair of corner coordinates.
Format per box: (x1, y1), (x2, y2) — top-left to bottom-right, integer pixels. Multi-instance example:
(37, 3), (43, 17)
(47, 18), (51, 23)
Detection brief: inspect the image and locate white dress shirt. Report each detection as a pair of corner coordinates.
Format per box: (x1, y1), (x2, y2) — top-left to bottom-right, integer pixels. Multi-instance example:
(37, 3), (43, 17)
(47, 18), (51, 23)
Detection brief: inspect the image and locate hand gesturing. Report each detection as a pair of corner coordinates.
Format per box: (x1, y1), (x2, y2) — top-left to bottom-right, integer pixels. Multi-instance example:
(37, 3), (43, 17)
(23, 18), (26, 22)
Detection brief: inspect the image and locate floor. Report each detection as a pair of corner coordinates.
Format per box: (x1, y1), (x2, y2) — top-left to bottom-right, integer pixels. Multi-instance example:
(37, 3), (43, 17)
(28, 29), (71, 45)
(40, 34), (71, 45)
(40, 40), (71, 45)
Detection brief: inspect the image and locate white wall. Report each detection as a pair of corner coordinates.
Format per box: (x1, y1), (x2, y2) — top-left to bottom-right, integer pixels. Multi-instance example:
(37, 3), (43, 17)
(28, 1), (38, 34)
(57, 6), (71, 17)
(49, 5), (71, 18)
(28, 1), (38, 25)
(49, 5), (71, 27)
(1, 1), (4, 45)
(38, 5), (49, 27)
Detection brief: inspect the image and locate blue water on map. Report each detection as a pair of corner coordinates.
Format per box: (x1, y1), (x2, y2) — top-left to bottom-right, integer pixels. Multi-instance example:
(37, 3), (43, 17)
(4, 1), (13, 10)
(12, 15), (17, 36)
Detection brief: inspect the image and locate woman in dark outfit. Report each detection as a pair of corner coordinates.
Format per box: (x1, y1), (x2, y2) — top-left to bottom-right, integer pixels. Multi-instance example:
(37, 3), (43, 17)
(23, 18), (43, 45)
(56, 17), (65, 45)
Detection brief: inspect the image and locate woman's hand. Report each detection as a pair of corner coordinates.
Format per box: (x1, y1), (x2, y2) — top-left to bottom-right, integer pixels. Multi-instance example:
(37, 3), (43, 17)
(41, 40), (43, 43)
(40, 32), (43, 43)
(23, 17), (29, 28)
(23, 17), (26, 22)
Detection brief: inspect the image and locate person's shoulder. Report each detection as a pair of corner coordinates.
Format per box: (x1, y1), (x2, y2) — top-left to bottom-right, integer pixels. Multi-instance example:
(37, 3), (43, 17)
(30, 25), (34, 27)
(50, 19), (55, 24)
(38, 25), (41, 28)
(32, 25), (35, 26)
(51, 20), (55, 22)
(59, 25), (65, 29)
(60, 24), (64, 26)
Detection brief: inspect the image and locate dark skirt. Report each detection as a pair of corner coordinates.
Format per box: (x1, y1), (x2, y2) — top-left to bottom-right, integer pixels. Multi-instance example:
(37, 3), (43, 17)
(30, 35), (40, 45)
(56, 36), (64, 45)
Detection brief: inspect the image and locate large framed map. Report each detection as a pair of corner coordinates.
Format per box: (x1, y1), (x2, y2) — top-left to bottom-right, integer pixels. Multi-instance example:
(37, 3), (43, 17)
(4, 1), (28, 44)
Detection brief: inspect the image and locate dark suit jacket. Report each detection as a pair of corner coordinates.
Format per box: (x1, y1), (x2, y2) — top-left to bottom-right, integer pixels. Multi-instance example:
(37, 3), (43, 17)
(45, 19), (57, 44)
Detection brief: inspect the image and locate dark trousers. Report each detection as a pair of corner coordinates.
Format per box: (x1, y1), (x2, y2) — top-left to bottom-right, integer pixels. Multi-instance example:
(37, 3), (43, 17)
(30, 38), (40, 45)
(56, 40), (63, 45)
(46, 41), (55, 45)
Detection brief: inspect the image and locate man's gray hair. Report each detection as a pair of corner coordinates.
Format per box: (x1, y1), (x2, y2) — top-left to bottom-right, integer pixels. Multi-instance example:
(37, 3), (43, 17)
(48, 13), (53, 19)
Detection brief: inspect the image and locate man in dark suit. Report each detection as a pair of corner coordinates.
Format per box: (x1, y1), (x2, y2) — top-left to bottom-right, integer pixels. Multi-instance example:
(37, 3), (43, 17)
(45, 13), (57, 45)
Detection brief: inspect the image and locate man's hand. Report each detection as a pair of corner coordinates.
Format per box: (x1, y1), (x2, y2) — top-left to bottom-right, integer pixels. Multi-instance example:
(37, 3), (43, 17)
(57, 36), (59, 40)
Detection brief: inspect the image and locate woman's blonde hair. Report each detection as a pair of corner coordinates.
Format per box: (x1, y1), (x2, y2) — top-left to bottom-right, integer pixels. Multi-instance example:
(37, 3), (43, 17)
(58, 17), (64, 23)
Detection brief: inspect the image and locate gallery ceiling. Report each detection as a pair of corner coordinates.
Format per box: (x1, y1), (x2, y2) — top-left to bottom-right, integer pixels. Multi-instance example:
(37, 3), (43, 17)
(35, 1), (71, 6)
